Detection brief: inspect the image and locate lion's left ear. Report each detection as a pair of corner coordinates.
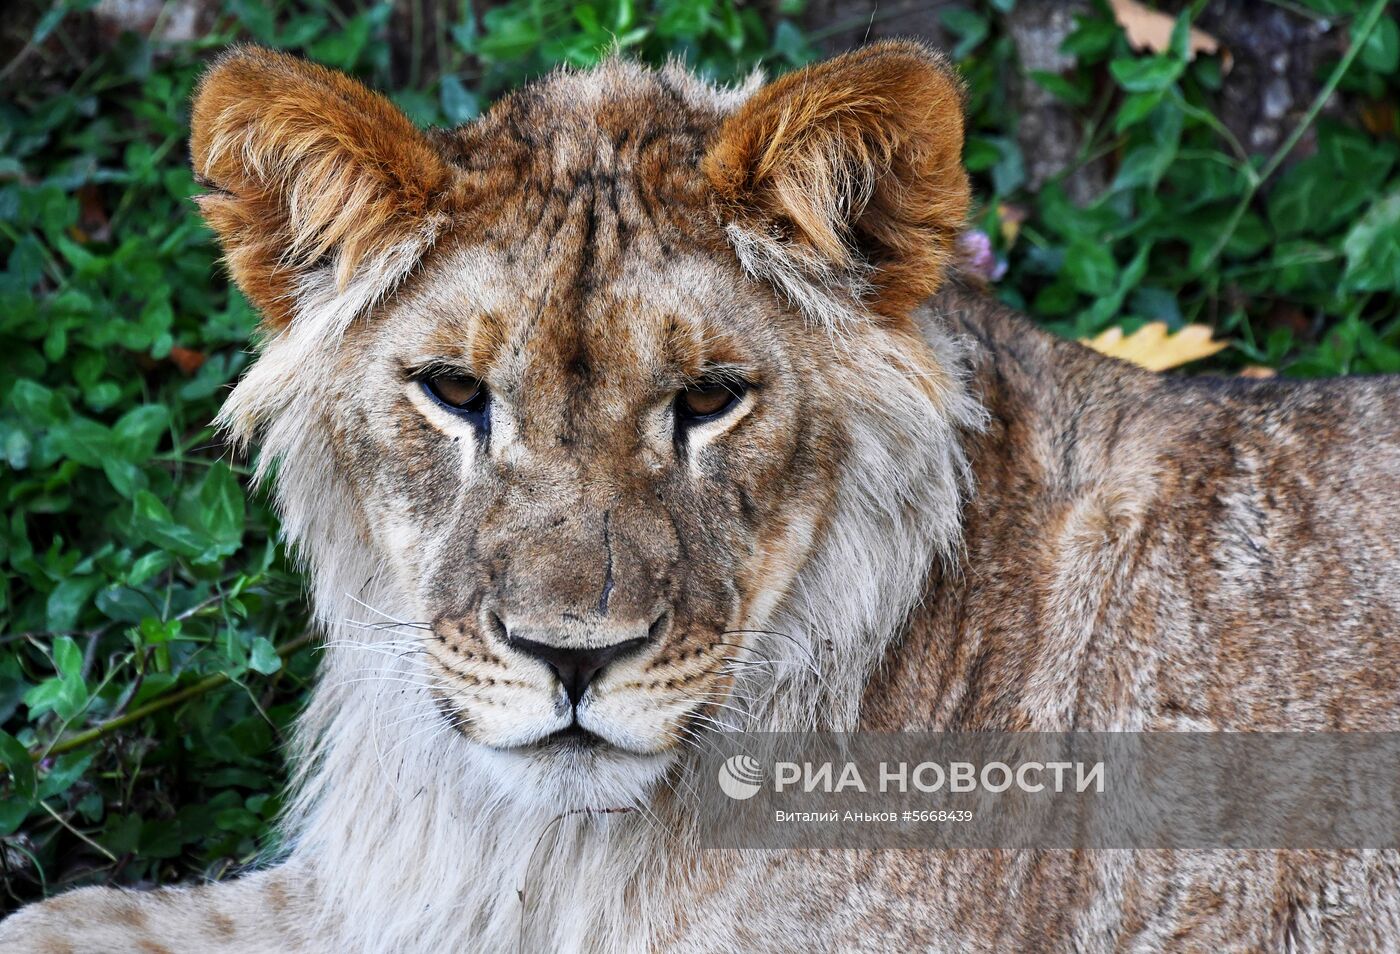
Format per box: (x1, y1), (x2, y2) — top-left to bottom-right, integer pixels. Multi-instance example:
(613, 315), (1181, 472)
(703, 41), (970, 324)
(190, 46), (458, 331)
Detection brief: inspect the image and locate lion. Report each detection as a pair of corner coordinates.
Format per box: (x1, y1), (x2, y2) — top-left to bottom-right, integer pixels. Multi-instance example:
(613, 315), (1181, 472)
(5, 39), (1400, 953)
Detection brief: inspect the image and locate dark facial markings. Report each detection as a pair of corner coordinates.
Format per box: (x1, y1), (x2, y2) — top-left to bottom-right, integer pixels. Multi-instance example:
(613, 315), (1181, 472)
(361, 70), (849, 754)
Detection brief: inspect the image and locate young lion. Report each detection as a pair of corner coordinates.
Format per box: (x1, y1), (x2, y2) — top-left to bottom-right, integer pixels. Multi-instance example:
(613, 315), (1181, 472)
(5, 40), (1400, 953)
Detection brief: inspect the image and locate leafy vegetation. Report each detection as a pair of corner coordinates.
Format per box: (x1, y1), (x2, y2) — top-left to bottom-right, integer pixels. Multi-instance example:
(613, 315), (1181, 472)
(1, 0), (1397, 909)
(959, 0), (1400, 374)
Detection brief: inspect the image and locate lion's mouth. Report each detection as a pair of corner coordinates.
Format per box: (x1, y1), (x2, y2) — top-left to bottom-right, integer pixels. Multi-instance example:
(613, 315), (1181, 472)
(505, 721), (611, 754)
(538, 723), (604, 749)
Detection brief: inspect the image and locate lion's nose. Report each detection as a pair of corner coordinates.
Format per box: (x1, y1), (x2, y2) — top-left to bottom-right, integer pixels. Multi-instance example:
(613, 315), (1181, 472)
(507, 635), (648, 706)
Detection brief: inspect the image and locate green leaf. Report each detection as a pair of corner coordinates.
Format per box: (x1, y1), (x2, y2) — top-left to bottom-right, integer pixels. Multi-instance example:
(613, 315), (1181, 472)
(390, 90), (439, 128)
(1342, 191), (1400, 291)
(103, 458), (149, 499)
(1029, 70), (1089, 106)
(195, 462), (245, 559)
(1114, 91), (1164, 133)
(1109, 55), (1184, 93)
(127, 551), (172, 586)
(479, 7), (544, 61)
(1168, 12), (1193, 62)
(1112, 143), (1175, 191)
(1064, 240), (1117, 297)
(130, 491), (207, 558)
(24, 635), (88, 722)
(993, 142), (1027, 195)
(1268, 149), (1389, 239)
(1359, 16), (1399, 73)
(1061, 16), (1117, 61)
(54, 635), (83, 681)
(45, 576), (101, 632)
(451, 16), (478, 53)
(0, 730), (36, 803)
(48, 416), (114, 468)
(9, 380), (66, 428)
(31, 6), (67, 44)
(96, 585), (155, 623)
(439, 75), (479, 125)
(307, 12), (372, 69)
(0, 797), (31, 837)
(1079, 243), (1153, 333)
(112, 404), (171, 462)
(940, 8), (989, 60)
(37, 752), (94, 800)
(964, 136), (1001, 172)
(249, 637), (282, 676)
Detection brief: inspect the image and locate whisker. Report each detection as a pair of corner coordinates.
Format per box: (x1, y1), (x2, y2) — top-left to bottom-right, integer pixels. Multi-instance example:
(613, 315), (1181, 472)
(321, 676), (443, 693)
(320, 642), (426, 659)
(343, 593), (433, 630)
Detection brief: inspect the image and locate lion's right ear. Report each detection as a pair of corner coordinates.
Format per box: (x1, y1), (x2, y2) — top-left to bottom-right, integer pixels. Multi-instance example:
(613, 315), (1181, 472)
(190, 46), (457, 330)
(704, 41), (969, 326)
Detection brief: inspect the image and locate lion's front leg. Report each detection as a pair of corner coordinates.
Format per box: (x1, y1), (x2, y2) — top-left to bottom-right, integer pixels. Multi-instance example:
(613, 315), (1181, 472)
(0, 864), (321, 953)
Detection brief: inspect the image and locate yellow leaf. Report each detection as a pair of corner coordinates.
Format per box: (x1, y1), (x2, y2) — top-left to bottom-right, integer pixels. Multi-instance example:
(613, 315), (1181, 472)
(1081, 322), (1229, 371)
(997, 202), (1027, 246)
(1109, 0), (1227, 67)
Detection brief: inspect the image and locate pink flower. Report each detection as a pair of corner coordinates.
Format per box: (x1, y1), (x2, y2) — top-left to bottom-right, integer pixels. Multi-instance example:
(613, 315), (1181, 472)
(959, 229), (1007, 282)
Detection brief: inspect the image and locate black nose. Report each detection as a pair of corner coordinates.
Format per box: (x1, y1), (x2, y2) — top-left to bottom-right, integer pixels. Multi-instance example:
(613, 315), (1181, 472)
(507, 635), (647, 706)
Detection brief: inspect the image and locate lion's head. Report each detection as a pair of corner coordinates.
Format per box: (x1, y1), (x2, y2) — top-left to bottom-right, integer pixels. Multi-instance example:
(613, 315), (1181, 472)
(191, 42), (978, 810)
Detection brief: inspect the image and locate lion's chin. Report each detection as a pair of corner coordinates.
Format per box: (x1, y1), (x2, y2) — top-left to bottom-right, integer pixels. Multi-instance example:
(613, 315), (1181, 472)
(466, 731), (678, 813)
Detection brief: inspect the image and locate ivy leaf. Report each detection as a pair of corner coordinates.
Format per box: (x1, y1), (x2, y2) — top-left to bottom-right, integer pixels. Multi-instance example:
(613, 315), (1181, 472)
(45, 576), (101, 632)
(0, 730), (36, 800)
(195, 462), (246, 561)
(23, 635), (89, 722)
(1029, 70), (1090, 106)
(130, 491), (208, 558)
(1109, 55), (1184, 92)
(1359, 15), (1398, 74)
(112, 404), (171, 462)
(1065, 241), (1117, 296)
(37, 752), (94, 800)
(1269, 138), (1394, 239)
(1079, 243), (1153, 333)
(439, 75), (479, 124)
(1062, 16), (1118, 61)
(1343, 192), (1400, 292)
(941, 8), (990, 60)
(1114, 90), (1164, 133)
(249, 637), (282, 676)
(0, 730), (35, 836)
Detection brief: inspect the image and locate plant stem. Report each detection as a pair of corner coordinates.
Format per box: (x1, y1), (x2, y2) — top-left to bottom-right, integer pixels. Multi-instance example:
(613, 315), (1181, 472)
(41, 800), (117, 862)
(30, 632), (314, 762)
(1191, 0), (1388, 277)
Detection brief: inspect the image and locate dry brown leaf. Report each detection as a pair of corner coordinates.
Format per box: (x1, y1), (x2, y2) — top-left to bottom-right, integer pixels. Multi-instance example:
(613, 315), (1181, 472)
(77, 184), (111, 243)
(1081, 322), (1229, 371)
(1361, 100), (1395, 137)
(168, 346), (208, 376)
(1109, 0), (1224, 65)
(997, 202), (1028, 246)
(1238, 365), (1277, 379)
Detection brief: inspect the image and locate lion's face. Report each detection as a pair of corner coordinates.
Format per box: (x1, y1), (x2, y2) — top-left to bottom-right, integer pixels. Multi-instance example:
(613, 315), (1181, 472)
(341, 232), (836, 772)
(194, 43), (971, 804)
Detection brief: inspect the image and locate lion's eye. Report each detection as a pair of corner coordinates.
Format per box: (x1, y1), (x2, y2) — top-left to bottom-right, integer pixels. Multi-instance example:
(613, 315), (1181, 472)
(676, 381), (744, 423)
(420, 370), (488, 418)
